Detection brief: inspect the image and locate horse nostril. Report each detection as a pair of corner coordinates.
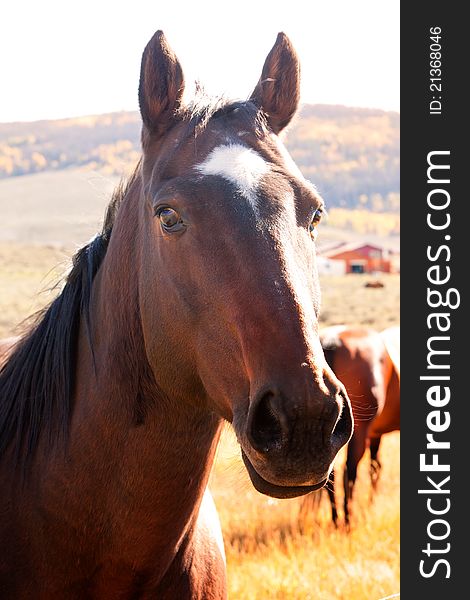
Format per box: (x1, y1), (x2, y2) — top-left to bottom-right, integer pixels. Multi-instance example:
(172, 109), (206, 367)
(331, 391), (353, 449)
(248, 391), (284, 453)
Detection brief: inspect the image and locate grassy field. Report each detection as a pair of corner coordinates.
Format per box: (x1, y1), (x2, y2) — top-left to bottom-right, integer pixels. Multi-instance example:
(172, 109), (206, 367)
(212, 429), (399, 600)
(0, 171), (399, 599)
(319, 273), (399, 332)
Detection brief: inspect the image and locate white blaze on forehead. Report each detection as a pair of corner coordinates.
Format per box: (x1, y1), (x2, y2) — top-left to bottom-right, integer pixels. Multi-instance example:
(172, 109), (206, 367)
(196, 144), (269, 212)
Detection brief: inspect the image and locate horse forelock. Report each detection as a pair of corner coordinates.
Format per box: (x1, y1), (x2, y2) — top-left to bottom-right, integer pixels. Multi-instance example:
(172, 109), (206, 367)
(182, 92), (269, 139)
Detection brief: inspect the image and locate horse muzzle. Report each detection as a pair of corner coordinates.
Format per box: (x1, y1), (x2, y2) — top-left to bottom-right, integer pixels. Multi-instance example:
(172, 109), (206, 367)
(235, 385), (353, 499)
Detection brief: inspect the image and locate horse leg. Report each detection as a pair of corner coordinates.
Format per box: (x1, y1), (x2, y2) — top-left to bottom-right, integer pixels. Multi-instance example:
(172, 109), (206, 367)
(343, 423), (368, 528)
(325, 468), (339, 527)
(370, 435), (382, 491)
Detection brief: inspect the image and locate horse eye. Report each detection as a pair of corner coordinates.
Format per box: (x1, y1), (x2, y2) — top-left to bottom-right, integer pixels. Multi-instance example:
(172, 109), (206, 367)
(157, 207), (183, 232)
(308, 208), (323, 240)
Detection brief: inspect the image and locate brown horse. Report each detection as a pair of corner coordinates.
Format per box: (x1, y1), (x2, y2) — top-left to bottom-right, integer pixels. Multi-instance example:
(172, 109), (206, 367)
(0, 31), (353, 598)
(305, 325), (398, 527)
(368, 325), (400, 487)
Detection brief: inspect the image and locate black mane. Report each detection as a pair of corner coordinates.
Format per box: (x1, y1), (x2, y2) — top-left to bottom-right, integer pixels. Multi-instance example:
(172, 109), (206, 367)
(0, 169), (138, 467)
(182, 93), (268, 139)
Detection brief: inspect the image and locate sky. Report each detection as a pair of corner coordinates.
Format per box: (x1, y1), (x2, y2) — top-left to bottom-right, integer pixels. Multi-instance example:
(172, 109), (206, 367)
(0, 0), (399, 123)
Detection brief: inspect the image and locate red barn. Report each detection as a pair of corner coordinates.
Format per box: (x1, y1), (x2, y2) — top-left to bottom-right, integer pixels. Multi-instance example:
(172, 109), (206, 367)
(321, 242), (393, 274)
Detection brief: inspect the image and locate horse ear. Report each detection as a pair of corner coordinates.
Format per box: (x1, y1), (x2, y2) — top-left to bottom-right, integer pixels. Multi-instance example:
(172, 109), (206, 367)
(250, 32), (301, 134)
(138, 30), (185, 137)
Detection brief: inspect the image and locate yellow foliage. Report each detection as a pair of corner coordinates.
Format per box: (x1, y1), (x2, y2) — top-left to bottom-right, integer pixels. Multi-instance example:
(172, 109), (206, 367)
(31, 152), (47, 169)
(326, 208), (400, 236)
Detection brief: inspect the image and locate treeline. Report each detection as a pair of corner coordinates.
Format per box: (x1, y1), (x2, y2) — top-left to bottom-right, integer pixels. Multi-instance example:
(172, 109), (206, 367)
(287, 105), (399, 213)
(0, 105), (399, 213)
(0, 113), (140, 178)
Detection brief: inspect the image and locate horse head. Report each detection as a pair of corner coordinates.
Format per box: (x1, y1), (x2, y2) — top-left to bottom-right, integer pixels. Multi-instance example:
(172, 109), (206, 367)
(135, 31), (353, 498)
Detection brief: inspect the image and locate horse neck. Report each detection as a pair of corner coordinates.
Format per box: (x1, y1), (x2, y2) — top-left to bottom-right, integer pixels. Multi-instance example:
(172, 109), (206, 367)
(57, 176), (223, 564)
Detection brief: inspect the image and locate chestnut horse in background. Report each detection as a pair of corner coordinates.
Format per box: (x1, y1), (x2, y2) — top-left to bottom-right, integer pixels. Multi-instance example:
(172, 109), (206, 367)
(368, 325), (400, 487)
(0, 31), (352, 598)
(302, 325), (399, 527)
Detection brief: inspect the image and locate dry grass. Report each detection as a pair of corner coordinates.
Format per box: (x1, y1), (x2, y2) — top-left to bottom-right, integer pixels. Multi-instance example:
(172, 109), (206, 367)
(0, 242), (68, 338)
(319, 273), (400, 332)
(211, 428), (399, 599)
(326, 208), (400, 237)
(0, 238), (399, 599)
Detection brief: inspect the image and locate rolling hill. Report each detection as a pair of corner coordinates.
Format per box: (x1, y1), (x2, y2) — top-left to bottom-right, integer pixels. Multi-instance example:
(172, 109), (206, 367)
(0, 104), (399, 216)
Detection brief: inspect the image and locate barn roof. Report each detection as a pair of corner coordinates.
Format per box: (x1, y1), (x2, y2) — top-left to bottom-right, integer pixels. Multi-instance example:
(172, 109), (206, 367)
(320, 241), (386, 258)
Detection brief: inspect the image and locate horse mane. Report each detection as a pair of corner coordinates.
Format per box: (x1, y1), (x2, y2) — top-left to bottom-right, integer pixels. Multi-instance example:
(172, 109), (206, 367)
(182, 92), (268, 139)
(0, 165), (141, 467)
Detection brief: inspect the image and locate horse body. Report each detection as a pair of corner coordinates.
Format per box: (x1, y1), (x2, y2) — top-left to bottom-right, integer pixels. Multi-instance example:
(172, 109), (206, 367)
(310, 325), (399, 526)
(370, 325), (400, 438)
(368, 325), (400, 484)
(0, 31), (353, 597)
(319, 326), (392, 525)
